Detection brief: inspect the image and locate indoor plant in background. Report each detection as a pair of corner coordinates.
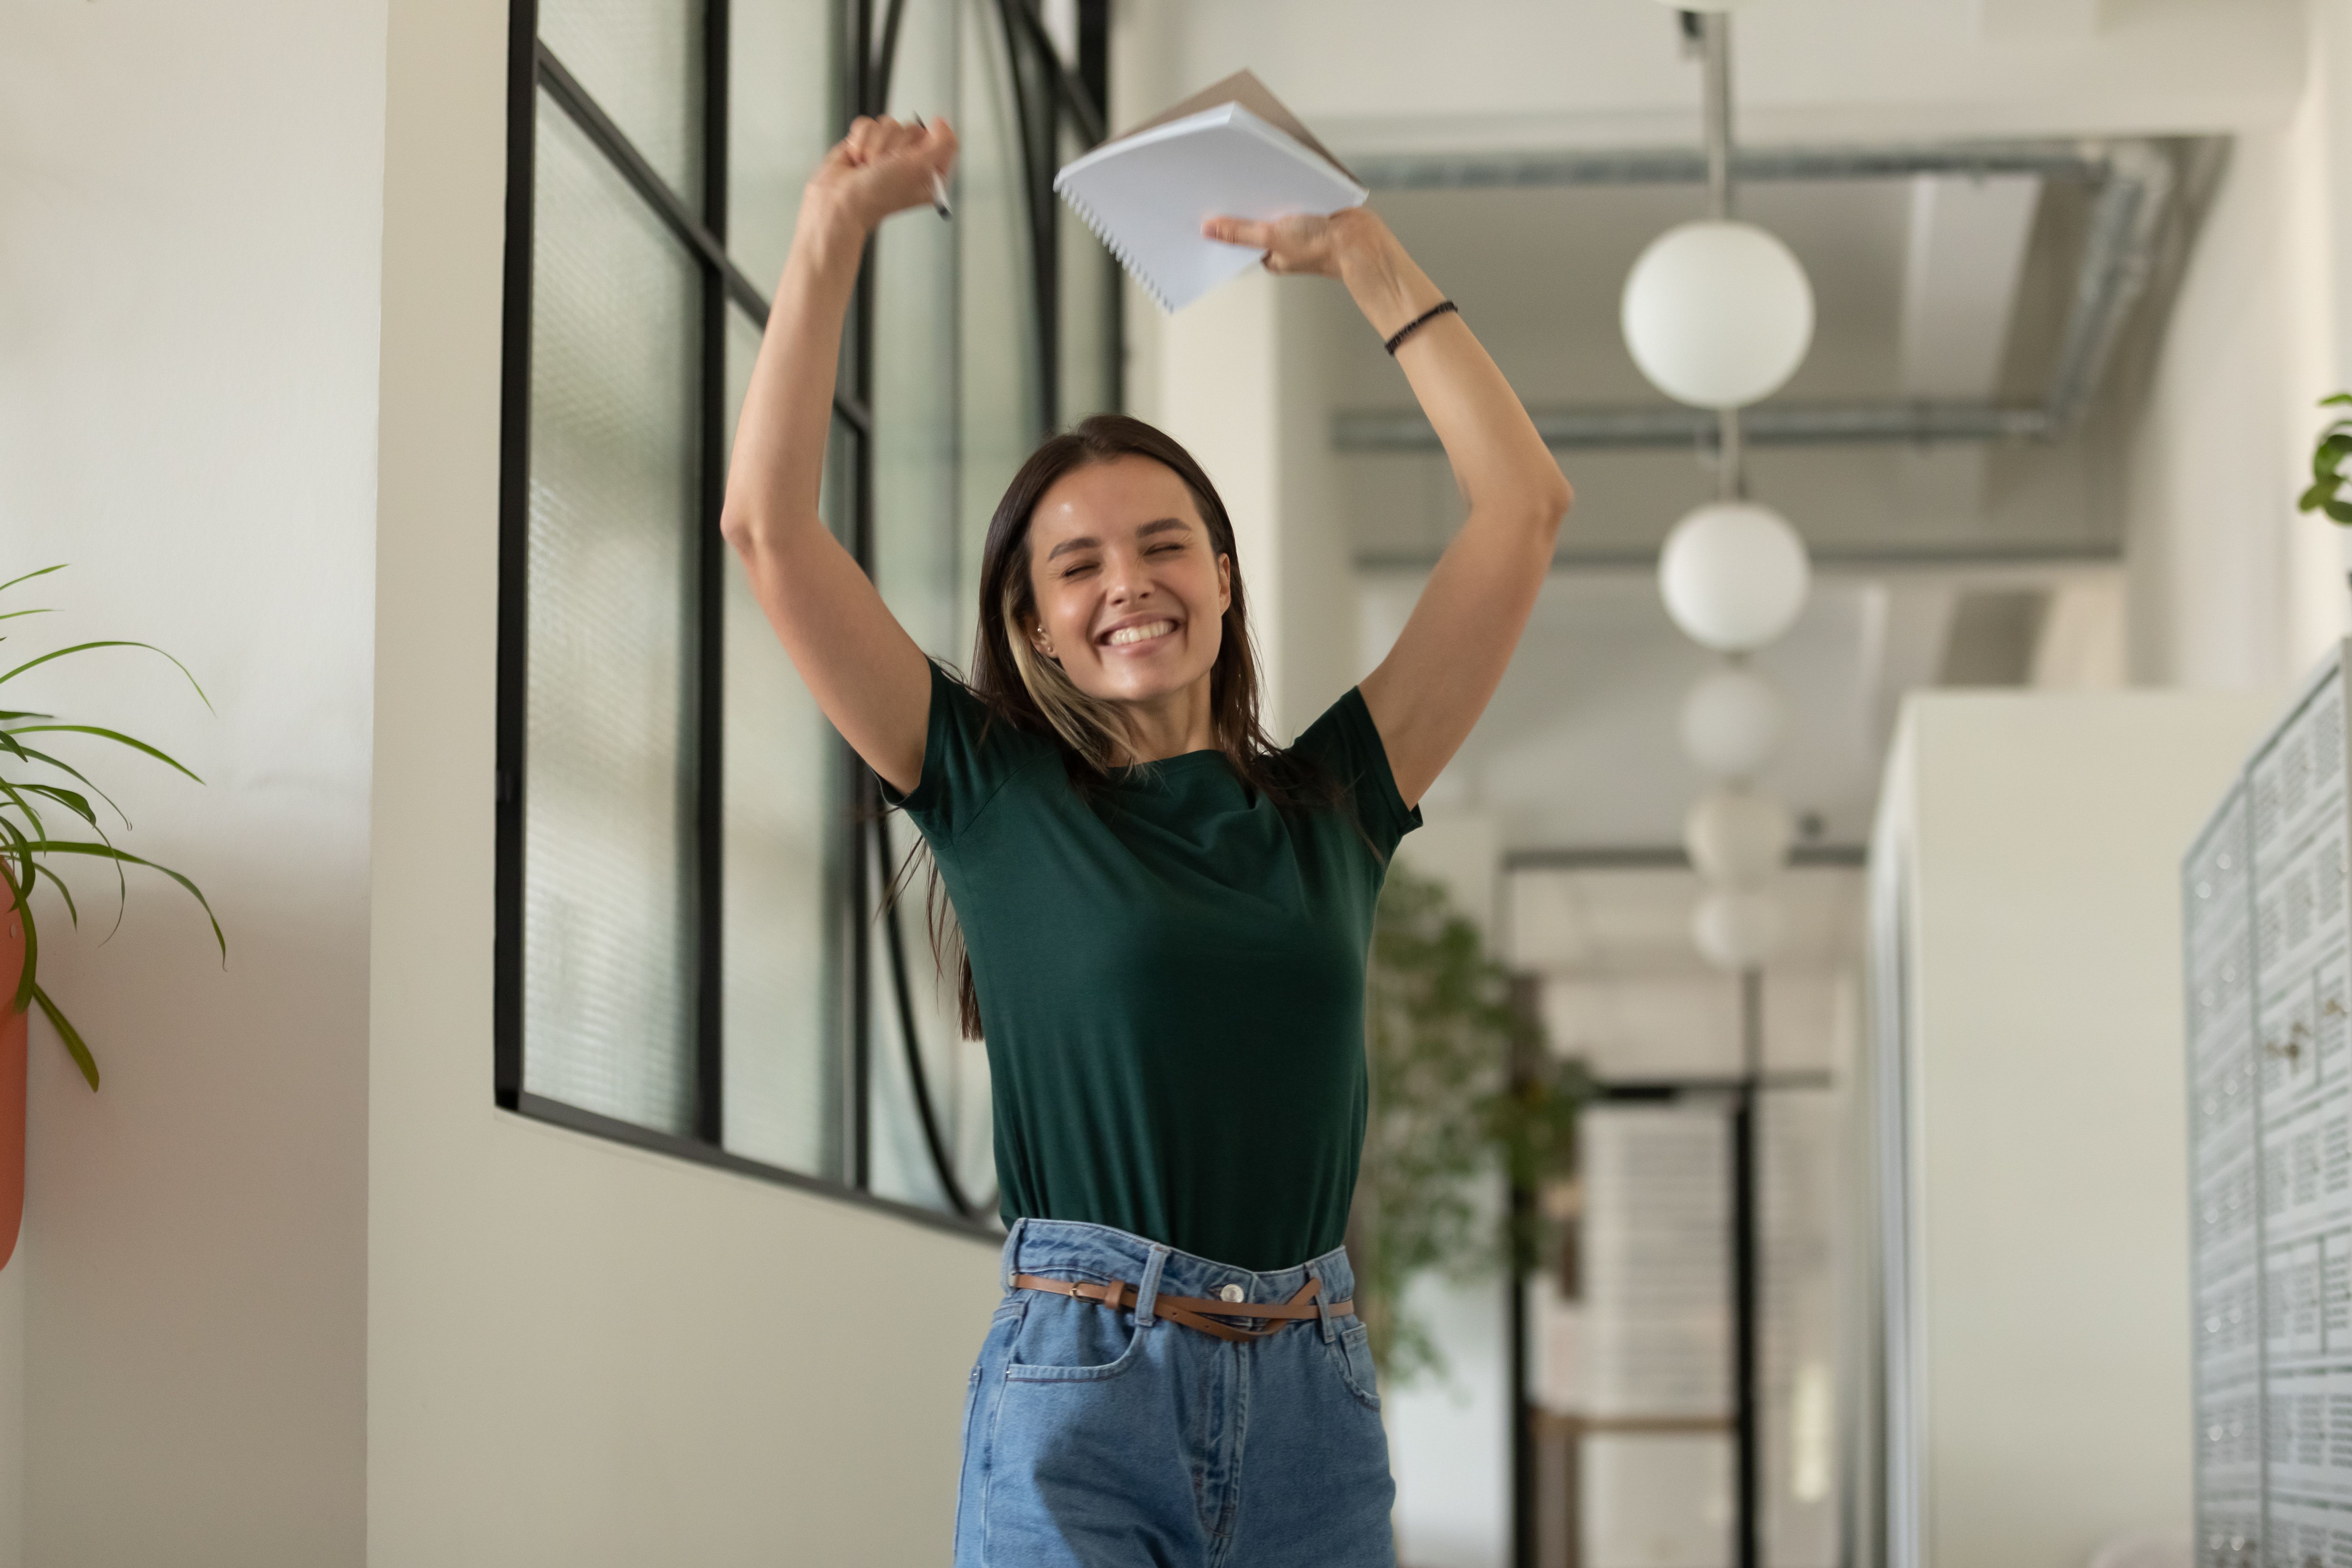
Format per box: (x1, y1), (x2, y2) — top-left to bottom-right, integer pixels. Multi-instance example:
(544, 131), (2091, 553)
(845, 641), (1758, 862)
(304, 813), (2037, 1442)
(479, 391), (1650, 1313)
(0, 564), (221, 1272)
(2299, 394), (2352, 590)
(1354, 865), (1590, 1386)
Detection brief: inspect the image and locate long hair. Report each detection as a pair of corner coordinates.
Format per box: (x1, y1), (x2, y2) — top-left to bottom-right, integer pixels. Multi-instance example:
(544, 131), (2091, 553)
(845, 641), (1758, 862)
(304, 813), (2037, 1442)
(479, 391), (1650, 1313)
(913, 413), (1339, 1038)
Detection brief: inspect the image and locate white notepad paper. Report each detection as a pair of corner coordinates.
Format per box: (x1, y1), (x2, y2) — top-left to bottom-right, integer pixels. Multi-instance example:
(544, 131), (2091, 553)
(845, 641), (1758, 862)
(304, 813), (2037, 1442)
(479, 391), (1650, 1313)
(1054, 70), (1369, 313)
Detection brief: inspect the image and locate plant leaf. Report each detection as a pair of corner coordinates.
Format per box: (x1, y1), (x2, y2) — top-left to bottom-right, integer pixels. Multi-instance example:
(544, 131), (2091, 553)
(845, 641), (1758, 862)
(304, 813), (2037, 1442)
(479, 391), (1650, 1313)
(2324, 394), (2352, 408)
(16, 784), (96, 828)
(0, 777), (45, 842)
(0, 565), (66, 598)
(2, 861), (32, 1017)
(14, 841), (224, 962)
(31, 984), (99, 1092)
(30, 861), (79, 928)
(0, 739), (131, 826)
(0, 642), (212, 713)
(0, 610), (54, 626)
(5, 724), (203, 785)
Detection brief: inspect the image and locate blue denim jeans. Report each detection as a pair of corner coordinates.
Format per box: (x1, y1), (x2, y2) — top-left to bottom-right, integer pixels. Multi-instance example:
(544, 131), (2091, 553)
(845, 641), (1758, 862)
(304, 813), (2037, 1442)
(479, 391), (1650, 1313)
(954, 1218), (1396, 1568)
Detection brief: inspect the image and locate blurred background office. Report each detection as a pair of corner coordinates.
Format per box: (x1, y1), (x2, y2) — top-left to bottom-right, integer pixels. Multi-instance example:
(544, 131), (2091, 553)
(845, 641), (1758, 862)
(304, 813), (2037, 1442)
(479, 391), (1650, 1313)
(0, 0), (2335, 1564)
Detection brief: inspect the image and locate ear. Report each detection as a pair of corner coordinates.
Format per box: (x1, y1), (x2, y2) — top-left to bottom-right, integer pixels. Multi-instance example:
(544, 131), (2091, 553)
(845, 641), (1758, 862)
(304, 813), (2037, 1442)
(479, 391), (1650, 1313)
(1215, 553), (1232, 616)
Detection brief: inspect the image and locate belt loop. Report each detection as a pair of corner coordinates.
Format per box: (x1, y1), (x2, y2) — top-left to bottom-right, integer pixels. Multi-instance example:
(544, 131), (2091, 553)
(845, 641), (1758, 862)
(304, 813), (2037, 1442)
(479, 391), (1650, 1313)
(1135, 1245), (1170, 1329)
(1002, 1218), (1027, 1290)
(1313, 1276), (1337, 1343)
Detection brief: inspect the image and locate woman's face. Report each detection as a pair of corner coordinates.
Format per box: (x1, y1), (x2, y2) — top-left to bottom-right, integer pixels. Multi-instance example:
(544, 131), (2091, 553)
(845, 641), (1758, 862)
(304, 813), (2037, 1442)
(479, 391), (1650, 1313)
(1024, 455), (1231, 709)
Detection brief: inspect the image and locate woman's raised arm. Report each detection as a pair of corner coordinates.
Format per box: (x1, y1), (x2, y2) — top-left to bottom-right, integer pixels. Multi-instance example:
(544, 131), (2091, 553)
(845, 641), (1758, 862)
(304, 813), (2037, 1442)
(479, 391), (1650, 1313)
(720, 116), (957, 797)
(1202, 209), (1572, 808)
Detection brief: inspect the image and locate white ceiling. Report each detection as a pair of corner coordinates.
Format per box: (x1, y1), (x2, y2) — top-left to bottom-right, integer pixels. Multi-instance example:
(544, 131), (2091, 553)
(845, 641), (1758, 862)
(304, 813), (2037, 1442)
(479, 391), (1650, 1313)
(1127, 0), (2299, 979)
(1364, 570), (1890, 848)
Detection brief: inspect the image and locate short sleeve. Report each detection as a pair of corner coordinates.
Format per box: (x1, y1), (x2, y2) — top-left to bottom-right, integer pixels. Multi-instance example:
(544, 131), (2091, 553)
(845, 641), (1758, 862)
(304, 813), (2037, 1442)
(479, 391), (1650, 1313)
(881, 661), (1033, 846)
(1290, 686), (1423, 858)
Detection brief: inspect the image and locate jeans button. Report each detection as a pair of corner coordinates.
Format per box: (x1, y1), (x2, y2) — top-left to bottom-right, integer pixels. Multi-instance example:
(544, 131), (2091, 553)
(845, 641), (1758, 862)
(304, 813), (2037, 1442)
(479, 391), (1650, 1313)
(1220, 1284), (1245, 1302)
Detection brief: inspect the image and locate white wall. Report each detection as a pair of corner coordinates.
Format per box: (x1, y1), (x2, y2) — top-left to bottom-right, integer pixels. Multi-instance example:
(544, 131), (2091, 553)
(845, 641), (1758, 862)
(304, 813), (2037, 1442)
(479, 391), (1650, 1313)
(2122, 2), (2352, 690)
(0, 1242), (19, 1568)
(1147, 266), (1363, 742)
(1874, 692), (2275, 1568)
(0, 0), (387, 1559)
(365, 1), (1001, 1562)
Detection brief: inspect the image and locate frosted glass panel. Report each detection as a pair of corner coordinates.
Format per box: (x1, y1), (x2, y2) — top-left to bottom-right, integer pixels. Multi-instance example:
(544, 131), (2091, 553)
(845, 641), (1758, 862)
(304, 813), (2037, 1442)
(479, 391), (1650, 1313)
(1759, 1090), (1842, 1566)
(522, 93), (700, 1135)
(540, 0), (705, 201)
(867, 828), (997, 1214)
(874, 0), (963, 662)
(1583, 1435), (1733, 1568)
(721, 304), (846, 1175)
(958, 0), (1041, 656)
(1057, 120), (1116, 425)
(730, 0), (837, 285)
(1583, 1106), (1731, 1418)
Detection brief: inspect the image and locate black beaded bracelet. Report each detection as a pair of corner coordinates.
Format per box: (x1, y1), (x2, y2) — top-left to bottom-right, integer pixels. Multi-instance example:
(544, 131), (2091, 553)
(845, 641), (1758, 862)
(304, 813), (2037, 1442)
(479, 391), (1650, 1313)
(1383, 299), (1459, 355)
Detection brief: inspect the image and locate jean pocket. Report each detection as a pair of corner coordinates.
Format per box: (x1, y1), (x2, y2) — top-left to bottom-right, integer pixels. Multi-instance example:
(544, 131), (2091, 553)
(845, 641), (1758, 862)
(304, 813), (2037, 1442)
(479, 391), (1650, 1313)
(1335, 1321), (1382, 1410)
(1005, 1278), (1147, 1383)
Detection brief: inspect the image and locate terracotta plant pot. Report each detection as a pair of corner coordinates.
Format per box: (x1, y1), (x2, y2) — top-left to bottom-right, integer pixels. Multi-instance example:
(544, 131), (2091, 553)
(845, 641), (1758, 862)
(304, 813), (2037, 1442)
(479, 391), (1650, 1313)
(0, 889), (22, 1273)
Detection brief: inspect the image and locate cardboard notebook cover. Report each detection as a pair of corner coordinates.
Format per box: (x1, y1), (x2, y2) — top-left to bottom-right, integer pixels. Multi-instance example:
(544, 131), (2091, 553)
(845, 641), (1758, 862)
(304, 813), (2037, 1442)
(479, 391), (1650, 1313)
(1054, 69), (1368, 312)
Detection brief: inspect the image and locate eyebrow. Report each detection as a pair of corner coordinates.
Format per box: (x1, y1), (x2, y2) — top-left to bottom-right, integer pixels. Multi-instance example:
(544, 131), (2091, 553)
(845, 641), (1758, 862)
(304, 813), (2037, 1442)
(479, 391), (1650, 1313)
(1044, 516), (1192, 562)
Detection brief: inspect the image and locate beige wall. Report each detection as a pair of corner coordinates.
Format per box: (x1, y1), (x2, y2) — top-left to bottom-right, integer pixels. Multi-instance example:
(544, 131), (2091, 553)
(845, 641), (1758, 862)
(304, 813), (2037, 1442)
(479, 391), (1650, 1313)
(1875, 692), (2274, 1568)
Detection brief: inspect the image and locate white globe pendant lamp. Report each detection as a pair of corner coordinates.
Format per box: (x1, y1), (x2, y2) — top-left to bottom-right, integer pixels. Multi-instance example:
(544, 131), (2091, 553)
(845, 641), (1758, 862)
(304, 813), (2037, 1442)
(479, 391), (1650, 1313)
(1681, 665), (1787, 779)
(1692, 887), (1786, 972)
(1623, 220), (1816, 410)
(1659, 501), (1811, 652)
(1684, 789), (1794, 888)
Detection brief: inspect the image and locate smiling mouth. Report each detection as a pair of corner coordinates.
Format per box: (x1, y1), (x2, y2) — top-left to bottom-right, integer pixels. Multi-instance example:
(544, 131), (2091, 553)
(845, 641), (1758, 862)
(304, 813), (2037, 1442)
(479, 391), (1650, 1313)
(1102, 620), (1178, 649)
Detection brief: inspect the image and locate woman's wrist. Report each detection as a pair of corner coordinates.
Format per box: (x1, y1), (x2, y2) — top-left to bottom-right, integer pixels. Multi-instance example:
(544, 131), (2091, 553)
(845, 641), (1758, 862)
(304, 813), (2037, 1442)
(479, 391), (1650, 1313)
(792, 187), (873, 275)
(1334, 213), (1445, 341)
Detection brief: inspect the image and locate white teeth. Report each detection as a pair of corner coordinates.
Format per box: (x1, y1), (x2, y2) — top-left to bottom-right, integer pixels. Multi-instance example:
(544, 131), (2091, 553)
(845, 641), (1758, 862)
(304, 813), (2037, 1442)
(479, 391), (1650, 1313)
(1105, 621), (1176, 647)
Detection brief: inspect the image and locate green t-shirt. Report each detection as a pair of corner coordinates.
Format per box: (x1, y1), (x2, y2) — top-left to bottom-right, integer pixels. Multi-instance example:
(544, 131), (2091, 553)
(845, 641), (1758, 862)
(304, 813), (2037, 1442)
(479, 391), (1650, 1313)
(892, 662), (1420, 1270)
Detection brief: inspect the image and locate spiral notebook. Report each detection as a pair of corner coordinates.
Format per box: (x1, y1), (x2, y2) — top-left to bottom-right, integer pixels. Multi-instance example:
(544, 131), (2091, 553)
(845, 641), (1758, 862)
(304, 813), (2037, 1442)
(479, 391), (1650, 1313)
(1054, 70), (1369, 313)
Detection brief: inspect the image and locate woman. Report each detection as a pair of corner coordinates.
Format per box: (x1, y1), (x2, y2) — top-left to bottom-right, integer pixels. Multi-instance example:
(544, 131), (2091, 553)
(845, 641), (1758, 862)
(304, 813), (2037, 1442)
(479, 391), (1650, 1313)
(723, 114), (1570, 1568)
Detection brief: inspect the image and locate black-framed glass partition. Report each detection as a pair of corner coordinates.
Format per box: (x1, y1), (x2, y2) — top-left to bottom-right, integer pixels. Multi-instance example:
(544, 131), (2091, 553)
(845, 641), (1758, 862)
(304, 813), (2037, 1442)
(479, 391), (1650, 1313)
(494, 0), (1120, 1226)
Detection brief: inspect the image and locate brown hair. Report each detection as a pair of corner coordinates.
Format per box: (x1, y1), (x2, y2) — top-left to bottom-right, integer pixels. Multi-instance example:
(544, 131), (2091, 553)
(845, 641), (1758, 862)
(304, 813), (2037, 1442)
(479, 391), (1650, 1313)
(910, 413), (1339, 1038)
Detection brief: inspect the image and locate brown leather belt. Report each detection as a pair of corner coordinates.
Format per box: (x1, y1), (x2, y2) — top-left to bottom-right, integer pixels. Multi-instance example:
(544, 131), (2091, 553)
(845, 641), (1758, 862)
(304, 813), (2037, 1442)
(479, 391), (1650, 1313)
(1011, 1272), (1353, 1345)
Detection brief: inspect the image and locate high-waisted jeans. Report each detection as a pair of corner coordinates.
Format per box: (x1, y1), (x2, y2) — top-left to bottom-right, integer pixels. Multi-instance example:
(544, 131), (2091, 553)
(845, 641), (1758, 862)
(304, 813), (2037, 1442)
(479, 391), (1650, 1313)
(954, 1218), (1397, 1568)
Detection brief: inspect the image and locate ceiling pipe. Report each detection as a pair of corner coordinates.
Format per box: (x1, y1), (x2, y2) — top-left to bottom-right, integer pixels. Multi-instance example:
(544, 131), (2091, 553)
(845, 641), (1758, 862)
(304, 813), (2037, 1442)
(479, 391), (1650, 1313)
(1335, 137), (2189, 454)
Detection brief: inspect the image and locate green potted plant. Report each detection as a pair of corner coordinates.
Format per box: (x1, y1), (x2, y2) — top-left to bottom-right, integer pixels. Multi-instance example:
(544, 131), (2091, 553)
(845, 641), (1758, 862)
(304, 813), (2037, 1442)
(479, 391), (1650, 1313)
(0, 564), (221, 1271)
(1353, 864), (1590, 1384)
(2298, 394), (2352, 591)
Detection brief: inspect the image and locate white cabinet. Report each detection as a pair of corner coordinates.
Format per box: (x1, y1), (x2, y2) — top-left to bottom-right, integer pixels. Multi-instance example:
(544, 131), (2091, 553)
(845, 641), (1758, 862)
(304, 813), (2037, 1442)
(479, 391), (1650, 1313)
(1862, 690), (2272, 1568)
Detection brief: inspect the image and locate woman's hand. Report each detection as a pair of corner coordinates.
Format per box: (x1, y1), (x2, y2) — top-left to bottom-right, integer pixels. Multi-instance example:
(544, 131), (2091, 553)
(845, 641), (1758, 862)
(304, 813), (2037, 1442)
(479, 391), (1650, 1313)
(1204, 206), (1442, 346)
(1200, 205), (1393, 281)
(803, 115), (957, 236)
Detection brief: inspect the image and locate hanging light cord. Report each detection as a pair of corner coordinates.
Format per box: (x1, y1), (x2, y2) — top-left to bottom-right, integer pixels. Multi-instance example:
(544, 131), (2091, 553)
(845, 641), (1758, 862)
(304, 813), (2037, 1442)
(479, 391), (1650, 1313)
(1702, 11), (1746, 504)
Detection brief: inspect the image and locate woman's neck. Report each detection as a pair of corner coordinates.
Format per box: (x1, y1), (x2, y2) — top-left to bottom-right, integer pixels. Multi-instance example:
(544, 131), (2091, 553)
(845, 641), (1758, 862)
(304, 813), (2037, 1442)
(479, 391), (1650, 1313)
(1109, 674), (1217, 764)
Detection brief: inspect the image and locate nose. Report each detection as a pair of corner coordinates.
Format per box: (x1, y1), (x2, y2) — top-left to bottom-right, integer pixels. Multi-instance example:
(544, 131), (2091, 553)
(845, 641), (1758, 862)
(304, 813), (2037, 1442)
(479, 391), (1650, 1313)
(1101, 544), (1152, 605)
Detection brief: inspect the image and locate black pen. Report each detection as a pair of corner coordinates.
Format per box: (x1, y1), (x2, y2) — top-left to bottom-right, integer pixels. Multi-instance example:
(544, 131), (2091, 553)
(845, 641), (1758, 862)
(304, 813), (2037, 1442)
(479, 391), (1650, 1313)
(912, 116), (952, 219)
